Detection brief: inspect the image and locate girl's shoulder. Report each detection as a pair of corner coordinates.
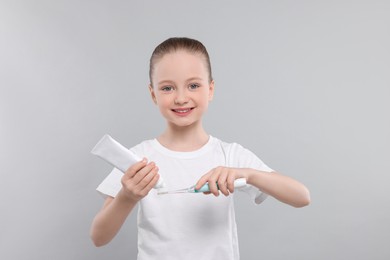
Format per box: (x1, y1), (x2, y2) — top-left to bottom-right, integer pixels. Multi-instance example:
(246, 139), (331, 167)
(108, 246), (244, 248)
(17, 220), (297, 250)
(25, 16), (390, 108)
(211, 136), (247, 155)
(213, 136), (271, 169)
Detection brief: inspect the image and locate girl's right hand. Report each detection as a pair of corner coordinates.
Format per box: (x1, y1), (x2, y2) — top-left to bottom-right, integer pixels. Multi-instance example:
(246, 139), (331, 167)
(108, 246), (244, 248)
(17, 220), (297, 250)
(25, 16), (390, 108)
(120, 158), (160, 203)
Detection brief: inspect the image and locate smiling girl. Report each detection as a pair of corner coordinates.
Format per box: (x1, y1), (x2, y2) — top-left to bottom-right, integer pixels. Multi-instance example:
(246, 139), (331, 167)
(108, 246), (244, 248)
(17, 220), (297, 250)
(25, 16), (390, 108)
(90, 37), (310, 260)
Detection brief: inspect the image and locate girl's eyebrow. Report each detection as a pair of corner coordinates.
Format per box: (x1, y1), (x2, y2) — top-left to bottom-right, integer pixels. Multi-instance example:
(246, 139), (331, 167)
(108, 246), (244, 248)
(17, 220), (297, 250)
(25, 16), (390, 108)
(157, 80), (175, 85)
(186, 77), (202, 82)
(158, 77), (204, 85)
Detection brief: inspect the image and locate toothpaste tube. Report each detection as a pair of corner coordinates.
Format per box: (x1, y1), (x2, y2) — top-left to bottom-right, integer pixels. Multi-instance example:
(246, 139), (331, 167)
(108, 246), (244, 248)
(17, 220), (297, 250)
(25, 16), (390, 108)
(91, 134), (165, 189)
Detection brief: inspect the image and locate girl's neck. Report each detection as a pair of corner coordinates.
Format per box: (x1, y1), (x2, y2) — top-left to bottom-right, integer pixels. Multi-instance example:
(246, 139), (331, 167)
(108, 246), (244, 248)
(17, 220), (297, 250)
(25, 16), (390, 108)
(157, 122), (209, 152)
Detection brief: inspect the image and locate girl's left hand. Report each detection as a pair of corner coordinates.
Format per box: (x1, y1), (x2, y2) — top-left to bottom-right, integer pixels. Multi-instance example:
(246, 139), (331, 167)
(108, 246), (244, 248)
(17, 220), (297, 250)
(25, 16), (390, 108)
(195, 167), (248, 197)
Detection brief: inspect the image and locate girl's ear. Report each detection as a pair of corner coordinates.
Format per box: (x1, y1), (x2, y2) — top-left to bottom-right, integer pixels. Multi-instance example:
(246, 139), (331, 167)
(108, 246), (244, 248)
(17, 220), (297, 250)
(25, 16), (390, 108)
(149, 84), (157, 104)
(208, 80), (215, 101)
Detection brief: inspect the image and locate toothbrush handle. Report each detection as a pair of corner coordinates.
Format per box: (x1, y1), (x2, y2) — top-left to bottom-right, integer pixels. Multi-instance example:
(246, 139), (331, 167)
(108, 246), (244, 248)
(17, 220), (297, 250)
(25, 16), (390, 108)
(195, 178), (247, 193)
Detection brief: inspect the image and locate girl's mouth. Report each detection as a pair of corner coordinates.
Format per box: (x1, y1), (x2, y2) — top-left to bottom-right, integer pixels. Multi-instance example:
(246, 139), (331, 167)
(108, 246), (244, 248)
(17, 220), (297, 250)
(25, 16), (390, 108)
(171, 107), (194, 116)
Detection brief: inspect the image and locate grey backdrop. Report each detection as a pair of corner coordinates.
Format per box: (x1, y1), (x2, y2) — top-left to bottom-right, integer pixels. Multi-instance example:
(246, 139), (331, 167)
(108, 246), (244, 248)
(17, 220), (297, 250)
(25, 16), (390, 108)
(1, 1), (389, 259)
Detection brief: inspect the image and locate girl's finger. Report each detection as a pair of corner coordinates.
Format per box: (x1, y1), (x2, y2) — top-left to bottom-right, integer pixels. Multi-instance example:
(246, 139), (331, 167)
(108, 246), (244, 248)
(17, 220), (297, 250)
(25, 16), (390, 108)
(195, 170), (213, 190)
(132, 162), (156, 185)
(137, 165), (159, 190)
(121, 166), (159, 201)
(124, 158), (148, 178)
(140, 173), (160, 194)
(217, 170), (229, 196)
(208, 168), (221, 196)
(227, 173), (236, 193)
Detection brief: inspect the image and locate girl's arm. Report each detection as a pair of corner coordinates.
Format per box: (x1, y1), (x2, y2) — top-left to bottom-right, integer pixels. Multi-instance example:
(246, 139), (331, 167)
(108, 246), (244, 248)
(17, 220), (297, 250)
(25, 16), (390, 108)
(90, 191), (137, 247)
(90, 159), (160, 246)
(195, 167), (310, 208)
(246, 169), (310, 208)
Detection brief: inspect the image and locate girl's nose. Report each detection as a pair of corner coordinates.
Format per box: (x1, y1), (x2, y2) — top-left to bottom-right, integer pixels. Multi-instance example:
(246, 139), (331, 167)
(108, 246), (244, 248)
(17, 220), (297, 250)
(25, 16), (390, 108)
(174, 90), (189, 105)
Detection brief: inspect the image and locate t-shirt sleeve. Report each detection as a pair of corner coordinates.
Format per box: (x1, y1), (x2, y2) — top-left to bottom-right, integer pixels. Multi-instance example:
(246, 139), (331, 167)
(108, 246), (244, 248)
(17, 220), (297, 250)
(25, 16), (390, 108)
(96, 167), (123, 198)
(227, 143), (274, 204)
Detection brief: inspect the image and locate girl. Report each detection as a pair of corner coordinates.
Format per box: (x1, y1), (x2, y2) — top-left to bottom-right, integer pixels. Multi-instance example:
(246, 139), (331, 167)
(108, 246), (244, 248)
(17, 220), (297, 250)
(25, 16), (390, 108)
(90, 37), (310, 260)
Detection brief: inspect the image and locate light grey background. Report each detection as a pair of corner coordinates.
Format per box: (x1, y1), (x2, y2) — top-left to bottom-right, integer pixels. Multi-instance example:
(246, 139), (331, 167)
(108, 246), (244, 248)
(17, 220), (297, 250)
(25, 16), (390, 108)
(1, 0), (389, 259)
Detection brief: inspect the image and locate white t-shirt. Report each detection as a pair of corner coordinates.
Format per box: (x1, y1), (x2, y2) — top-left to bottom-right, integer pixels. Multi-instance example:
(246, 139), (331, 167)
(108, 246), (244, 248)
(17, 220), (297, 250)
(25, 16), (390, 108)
(96, 136), (273, 260)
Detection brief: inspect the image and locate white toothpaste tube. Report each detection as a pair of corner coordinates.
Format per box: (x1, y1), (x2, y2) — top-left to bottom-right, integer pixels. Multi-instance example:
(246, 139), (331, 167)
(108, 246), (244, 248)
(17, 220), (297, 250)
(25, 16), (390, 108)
(91, 134), (165, 189)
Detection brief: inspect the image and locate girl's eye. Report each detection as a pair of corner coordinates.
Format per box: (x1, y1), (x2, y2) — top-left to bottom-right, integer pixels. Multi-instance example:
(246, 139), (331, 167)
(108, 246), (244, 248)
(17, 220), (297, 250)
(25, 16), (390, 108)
(161, 86), (173, 92)
(189, 83), (199, 90)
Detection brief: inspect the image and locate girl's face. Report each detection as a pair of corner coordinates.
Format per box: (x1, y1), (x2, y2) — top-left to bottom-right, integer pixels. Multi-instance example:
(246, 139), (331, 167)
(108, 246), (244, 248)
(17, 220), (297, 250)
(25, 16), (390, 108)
(149, 50), (214, 129)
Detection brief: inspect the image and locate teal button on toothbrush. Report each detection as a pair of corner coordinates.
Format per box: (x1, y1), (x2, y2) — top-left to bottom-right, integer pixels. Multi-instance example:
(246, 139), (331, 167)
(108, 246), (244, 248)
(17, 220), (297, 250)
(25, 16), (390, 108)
(157, 178), (247, 195)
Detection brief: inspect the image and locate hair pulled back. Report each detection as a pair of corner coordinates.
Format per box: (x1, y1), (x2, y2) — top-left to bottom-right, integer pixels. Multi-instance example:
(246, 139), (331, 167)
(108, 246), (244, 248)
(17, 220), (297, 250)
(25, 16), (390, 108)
(149, 37), (213, 86)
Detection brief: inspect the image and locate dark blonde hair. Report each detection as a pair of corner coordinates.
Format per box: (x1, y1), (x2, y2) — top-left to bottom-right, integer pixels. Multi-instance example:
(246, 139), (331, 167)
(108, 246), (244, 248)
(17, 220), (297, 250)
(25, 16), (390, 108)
(149, 37), (213, 86)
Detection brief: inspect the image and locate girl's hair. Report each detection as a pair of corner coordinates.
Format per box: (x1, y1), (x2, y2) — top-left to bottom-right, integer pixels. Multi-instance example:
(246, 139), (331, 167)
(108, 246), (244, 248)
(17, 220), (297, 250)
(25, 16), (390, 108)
(149, 37), (213, 86)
